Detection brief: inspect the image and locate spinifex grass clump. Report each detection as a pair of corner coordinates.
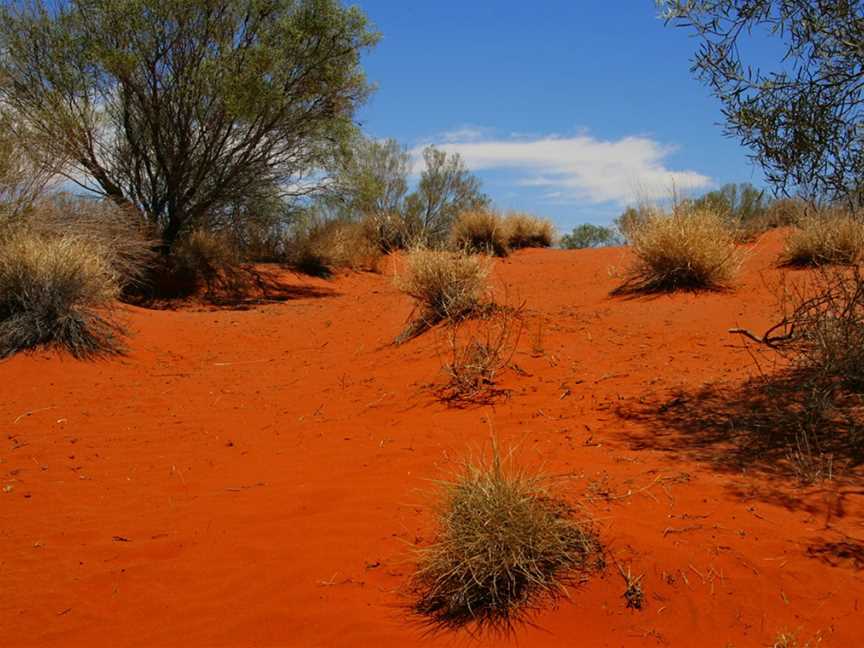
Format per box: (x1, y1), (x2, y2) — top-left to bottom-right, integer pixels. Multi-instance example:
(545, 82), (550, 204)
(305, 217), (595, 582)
(0, 229), (123, 358)
(449, 209), (509, 256)
(502, 212), (555, 249)
(395, 248), (491, 342)
(411, 445), (601, 634)
(619, 207), (742, 292)
(780, 211), (864, 267)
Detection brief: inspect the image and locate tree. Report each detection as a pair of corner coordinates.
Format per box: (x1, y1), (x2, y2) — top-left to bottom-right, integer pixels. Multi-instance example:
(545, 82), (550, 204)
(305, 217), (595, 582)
(324, 136), (413, 249)
(406, 146), (489, 245)
(0, 0), (379, 250)
(691, 182), (768, 222)
(659, 1), (864, 204)
(560, 223), (619, 249)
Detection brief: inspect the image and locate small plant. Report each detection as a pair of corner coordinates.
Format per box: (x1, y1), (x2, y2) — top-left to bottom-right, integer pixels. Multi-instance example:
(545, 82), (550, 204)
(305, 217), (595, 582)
(616, 562), (645, 610)
(395, 248), (491, 342)
(0, 229), (123, 358)
(411, 442), (602, 634)
(503, 212), (555, 249)
(449, 209), (509, 256)
(617, 207), (742, 293)
(437, 307), (523, 404)
(288, 218), (381, 277)
(170, 228), (240, 294)
(780, 211), (864, 267)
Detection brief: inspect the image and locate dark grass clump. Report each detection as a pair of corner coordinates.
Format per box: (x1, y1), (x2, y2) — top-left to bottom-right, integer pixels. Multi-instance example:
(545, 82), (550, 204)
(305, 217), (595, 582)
(411, 444), (602, 635)
(0, 230), (124, 358)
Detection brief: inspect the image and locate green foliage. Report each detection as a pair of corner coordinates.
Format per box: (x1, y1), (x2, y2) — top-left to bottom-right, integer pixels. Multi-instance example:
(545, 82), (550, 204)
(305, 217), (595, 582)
(0, 0), (379, 249)
(660, 1), (864, 204)
(319, 139), (488, 250)
(691, 183), (768, 224)
(560, 223), (619, 249)
(406, 146), (490, 246)
(325, 136), (415, 250)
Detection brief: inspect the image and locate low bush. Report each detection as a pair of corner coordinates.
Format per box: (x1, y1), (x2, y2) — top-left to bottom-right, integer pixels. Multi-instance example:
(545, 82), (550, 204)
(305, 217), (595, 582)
(395, 248), (490, 342)
(449, 209), (509, 256)
(617, 207), (742, 292)
(289, 218), (381, 277)
(502, 212), (555, 249)
(411, 443), (601, 633)
(169, 228), (240, 294)
(0, 228), (122, 358)
(780, 211), (864, 267)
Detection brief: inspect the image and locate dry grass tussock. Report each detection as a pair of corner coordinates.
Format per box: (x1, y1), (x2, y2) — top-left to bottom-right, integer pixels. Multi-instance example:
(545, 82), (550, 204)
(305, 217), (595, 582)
(0, 198), (156, 357)
(21, 196), (156, 289)
(449, 209), (509, 256)
(617, 207), (742, 293)
(411, 441), (602, 635)
(395, 248), (491, 342)
(290, 218), (381, 276)
(780, 210), (864, 267)
(169, 228), (241, 295)
(0, 228), (123, 358)
(502, 212), (555, 249)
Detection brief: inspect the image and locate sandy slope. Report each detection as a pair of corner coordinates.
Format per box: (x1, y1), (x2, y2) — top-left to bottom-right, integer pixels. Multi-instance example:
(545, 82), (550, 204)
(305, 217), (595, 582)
(2, 230), (862, 647)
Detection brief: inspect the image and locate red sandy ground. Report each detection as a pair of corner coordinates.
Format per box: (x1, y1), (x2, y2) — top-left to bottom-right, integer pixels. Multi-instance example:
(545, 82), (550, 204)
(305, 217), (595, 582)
(2, 230), (863, 647)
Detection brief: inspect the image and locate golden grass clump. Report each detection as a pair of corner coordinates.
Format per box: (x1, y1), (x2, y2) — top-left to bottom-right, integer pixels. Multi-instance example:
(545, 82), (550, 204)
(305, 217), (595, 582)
(0, 228), (123, 358)
(619, 207), (742, 292)
(290, 219), (381, 277)
(780, 211), (864, 267)
(502, 212), (555, 249)
(411, 443), (601, 634)
(171, 228), (240, 292)
(449, 209), (509, 256)
(395, 248), (490, 342)
(22, 196), (156, 289)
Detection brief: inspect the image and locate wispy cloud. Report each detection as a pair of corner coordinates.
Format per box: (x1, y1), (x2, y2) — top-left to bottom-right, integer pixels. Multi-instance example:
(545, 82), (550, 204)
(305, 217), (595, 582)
(411, 131), (712, 205)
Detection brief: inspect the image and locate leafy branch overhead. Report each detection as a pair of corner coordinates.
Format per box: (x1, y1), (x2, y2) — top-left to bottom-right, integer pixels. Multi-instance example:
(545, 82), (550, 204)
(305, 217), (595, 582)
(660, 0), (864, 204)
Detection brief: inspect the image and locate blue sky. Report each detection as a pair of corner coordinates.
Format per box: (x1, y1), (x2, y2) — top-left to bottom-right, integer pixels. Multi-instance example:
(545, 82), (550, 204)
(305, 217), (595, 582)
(354, 1), (770, 231)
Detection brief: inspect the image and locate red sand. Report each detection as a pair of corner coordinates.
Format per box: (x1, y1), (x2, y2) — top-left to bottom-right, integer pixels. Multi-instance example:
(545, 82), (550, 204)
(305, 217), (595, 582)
(2, 230), (863, 647)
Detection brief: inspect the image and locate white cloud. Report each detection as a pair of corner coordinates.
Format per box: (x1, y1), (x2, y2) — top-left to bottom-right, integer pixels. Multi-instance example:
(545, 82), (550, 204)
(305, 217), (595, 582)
(411, 132), (711, 205)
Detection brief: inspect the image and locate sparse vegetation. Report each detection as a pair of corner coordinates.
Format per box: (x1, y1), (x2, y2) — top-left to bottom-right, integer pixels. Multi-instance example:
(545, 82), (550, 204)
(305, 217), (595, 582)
(411, 443), (601, 634)
(780, 211), (864, 267)
(437, 307), (523, 404)
(449, 209), (509, 256)
(616, 207), (742, 292)
(502, 212), (555, 249)
(395, 248), (491, 342)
